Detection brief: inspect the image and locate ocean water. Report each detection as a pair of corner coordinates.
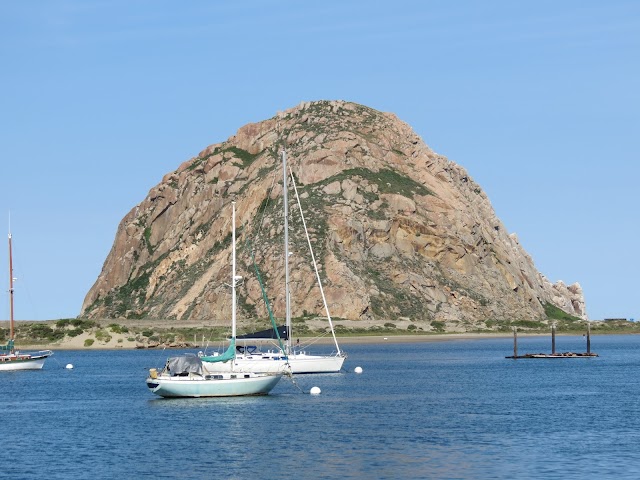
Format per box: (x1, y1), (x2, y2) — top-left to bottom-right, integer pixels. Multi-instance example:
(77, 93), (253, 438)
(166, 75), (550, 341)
(3, 334), (640, 479)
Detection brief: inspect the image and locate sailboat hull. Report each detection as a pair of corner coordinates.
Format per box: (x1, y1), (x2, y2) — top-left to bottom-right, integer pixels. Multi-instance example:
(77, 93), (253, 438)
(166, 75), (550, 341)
(288, 353), (346, 374)
(0, 351), (53, 371)
(146, 372), (282, 398)
(202, 352), (346, 374)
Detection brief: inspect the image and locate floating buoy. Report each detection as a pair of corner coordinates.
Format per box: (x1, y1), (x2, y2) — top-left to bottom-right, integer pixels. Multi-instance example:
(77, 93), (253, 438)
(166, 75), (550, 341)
(310, 386), (321, 395)
(354, 366), (363, 374)
(65, 364), (74, 369)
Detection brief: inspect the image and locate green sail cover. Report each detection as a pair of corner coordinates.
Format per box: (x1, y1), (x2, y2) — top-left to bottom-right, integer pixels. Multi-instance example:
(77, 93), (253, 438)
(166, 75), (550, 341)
(0, 339), (14, 352)
(200, 337), (236, 363)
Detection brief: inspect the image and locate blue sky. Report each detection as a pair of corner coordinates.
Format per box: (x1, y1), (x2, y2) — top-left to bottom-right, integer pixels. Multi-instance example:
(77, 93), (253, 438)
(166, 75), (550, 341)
(1, 1), (637, 321)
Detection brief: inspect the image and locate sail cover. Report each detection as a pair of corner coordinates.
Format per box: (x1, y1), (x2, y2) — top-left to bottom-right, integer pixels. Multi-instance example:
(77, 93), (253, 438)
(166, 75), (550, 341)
(167, 353), (204, 376)
(199, 337), (236, 363)
(236, 325), (288, 340)
(0, 339), (14, 352)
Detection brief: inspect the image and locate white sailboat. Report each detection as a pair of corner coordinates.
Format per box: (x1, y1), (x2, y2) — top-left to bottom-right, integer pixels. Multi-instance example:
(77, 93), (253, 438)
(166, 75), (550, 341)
(0, 230), (53, 371)
(145, 202), (282, 398)
(202, 150), (346, 374)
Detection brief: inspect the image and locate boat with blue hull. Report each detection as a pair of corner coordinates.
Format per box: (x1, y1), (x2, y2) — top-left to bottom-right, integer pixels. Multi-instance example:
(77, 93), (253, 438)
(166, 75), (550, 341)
(146, 354), (281, 398)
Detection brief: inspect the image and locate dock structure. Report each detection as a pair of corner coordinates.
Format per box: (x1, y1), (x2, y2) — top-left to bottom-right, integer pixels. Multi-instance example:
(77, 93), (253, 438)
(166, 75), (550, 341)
(506, 322), (598, 359)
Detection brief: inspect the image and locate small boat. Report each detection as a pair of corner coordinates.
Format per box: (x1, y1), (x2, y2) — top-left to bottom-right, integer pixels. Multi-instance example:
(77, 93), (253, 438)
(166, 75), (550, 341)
(202, 340), (345, 374)
(202, 150), (346, 374)
(1, 230), (53, 372)
(145, 353), (281, 398)
(146, 202), (282, 397)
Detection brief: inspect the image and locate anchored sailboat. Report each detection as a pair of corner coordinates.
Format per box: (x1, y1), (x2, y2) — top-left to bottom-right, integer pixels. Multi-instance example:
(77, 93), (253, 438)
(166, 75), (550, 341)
(202, 150), (346, 374)
(1, 230), (53, 371)
(146, 202), (283, 397)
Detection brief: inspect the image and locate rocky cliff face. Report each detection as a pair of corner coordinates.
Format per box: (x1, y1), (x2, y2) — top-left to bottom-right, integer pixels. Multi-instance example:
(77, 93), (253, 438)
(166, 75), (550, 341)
(81, 100), (586, 326)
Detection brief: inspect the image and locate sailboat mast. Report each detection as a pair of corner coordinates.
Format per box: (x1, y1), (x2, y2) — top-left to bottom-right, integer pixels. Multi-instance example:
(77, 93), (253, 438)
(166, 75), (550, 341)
(232, 202), (237, 342)
(230, 201), (237, 372)
(282, 149), (291, 352)
(8, 231), (14, 343)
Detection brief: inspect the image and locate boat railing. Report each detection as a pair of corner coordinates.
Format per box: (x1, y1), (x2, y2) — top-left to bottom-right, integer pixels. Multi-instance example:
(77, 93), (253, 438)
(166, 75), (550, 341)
(31, 350), (54, 358)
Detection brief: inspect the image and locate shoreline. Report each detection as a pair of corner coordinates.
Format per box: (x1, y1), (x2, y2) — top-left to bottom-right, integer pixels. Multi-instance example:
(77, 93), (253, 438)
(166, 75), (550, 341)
(14, 331), (587, 351)
(6, 319), (635, 351)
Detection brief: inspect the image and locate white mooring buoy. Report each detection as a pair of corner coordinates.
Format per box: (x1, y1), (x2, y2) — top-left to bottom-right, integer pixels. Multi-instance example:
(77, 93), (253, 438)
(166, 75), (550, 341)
(65, 364), (74, 369)
(310, 386), (321, 395)
(354, 366), (363, 374)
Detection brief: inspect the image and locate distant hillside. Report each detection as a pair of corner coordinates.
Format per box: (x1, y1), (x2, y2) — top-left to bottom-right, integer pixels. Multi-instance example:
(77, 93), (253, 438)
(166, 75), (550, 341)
(80, 100), (585, 331)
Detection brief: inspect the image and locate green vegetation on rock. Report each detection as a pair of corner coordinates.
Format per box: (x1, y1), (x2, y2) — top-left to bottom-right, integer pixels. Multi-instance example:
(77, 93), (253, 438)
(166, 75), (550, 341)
(316, 167), (432, 197)
(543, 302), (581, 321)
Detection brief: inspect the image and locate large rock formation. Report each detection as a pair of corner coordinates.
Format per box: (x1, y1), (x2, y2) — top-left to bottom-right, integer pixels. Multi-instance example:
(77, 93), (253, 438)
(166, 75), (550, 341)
(81, 100), (586, 326)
